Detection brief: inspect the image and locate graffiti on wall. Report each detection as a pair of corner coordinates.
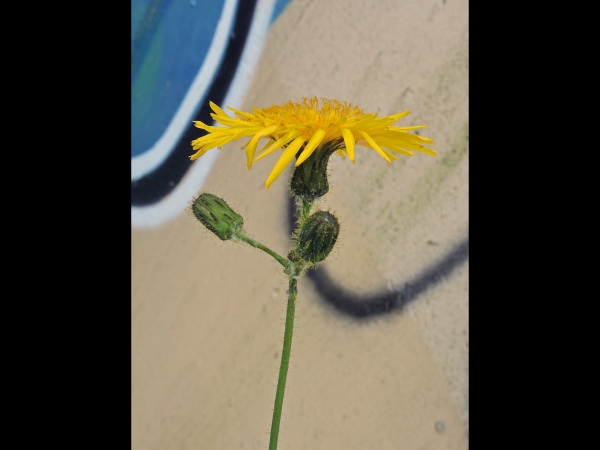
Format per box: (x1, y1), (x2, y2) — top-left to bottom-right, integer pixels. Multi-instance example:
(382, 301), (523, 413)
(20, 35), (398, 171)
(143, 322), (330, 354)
(132, 0), (290, 226)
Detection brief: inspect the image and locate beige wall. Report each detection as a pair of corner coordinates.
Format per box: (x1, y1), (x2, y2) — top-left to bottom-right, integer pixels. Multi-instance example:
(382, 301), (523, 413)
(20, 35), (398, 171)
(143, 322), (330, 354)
(132, 0), (468, 448)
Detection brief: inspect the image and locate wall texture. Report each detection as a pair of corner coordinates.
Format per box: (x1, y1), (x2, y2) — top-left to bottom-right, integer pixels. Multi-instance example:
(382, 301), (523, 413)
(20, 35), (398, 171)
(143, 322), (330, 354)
(132, 0), (468, 448)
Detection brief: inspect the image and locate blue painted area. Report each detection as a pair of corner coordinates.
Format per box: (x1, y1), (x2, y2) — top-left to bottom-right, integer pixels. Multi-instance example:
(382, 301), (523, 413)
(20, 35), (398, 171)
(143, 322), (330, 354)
(131, 0), (228, 157)
(270, 0), (293, 24)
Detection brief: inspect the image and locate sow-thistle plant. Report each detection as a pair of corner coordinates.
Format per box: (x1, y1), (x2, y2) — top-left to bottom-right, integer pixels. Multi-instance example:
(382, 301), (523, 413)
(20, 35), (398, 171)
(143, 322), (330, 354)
(190, 97), (435, 449)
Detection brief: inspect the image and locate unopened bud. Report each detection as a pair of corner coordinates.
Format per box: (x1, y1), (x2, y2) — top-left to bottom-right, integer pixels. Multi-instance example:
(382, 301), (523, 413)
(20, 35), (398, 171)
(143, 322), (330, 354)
(290, 138), (345, 201)
(296, 211), (340, 263)
(192, 193), (244, 241)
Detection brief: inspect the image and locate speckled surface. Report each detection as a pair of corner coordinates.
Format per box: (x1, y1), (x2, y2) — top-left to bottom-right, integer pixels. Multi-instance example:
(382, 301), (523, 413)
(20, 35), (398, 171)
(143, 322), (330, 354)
(132, 0), (468, 448)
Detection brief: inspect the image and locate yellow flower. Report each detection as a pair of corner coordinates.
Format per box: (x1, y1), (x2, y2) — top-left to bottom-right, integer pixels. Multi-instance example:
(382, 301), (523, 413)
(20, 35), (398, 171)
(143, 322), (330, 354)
(190, 97), (436, 188)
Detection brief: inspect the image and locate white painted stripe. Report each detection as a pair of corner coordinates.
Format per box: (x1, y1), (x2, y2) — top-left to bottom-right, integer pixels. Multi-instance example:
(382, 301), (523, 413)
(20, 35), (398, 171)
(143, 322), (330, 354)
(131, 0), (277, 228)
(131, 0), (238, 180)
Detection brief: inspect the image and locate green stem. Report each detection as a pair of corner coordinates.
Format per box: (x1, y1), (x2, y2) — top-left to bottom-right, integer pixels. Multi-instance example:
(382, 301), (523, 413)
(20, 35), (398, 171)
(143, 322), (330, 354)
(295, 197), (312, 224)
(269, 274), (298, 450)
(301, 199), (312, 222)
(235, 233), (289, 269)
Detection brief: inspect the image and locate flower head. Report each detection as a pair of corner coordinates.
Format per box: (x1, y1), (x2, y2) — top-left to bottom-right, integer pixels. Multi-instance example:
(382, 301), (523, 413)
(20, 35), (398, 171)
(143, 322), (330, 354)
(190, 97), (436, 188)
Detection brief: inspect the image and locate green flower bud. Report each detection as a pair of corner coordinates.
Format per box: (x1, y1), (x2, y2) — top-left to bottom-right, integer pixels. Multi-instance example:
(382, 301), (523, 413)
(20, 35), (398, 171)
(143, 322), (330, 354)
(296, 211), (340, 263)
(192, 193), (244, 241)
(290, 138), (345, 201)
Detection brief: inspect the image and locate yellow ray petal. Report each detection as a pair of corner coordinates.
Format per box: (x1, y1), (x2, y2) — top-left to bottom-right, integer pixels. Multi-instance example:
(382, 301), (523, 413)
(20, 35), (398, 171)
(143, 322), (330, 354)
(382, 149), (399, 160)
(245, 125), (278, 169)
(209, 101), (230, 118)
(210, 114), (256, 128)
(265, 136), (306, 189)
(341, 128), (355, 163)
(191, 138), (212, 151)
(230, 127), (256, 141)
(378, 138), (436, 155)
(239, 128), (276, 149)
(253, 130), (301, 162)
(358, 131), (391, 164)
(193, 120), (210, 130)
(414, 147), (437, 156)
(392, 125), (428, 131)
(383, 146), (414, 156)
(257, 138), (275, 154)
(295, 129), (326, 166)
(386, 131), (434, 145)
(190, 147), (211, 160)
(415, 136), (434, 145)
(377, 132), (434, 147)
(387, 110), (410, 122)
(226, 106), (256, 120)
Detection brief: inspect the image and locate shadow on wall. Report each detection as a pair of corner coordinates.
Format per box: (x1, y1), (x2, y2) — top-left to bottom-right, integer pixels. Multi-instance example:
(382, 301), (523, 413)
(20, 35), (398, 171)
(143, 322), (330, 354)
(287, 198), (468, 319)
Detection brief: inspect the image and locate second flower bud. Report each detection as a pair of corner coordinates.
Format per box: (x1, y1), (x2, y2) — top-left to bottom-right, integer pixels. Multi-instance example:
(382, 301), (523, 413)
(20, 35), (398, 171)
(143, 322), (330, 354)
(295, 210), (340, 263)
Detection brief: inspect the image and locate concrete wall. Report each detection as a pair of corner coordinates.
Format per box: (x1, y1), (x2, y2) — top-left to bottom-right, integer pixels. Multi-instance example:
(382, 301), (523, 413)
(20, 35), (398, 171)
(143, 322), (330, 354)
(132, 0), (468, 448)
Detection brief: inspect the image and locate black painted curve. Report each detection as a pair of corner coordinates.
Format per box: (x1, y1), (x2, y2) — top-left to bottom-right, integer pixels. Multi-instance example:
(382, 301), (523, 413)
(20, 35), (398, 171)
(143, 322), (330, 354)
(288, 197), (469, 318)
(131, 0), (258, 206)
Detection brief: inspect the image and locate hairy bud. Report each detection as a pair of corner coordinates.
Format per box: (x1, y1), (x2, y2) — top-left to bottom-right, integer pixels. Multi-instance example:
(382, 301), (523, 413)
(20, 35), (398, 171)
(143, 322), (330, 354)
(296, 211), (340, 263)
(192, 193), (244, 241)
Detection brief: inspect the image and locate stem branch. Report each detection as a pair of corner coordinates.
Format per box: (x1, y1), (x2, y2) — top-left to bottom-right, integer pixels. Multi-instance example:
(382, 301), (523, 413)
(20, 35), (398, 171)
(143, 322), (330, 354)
(235, 233), (289, 269)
